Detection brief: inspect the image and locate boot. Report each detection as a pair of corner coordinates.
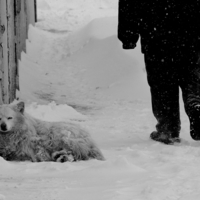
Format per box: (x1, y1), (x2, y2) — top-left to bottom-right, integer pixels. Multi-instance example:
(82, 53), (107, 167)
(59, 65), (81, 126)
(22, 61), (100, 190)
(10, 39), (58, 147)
(150, 131), (181, 144)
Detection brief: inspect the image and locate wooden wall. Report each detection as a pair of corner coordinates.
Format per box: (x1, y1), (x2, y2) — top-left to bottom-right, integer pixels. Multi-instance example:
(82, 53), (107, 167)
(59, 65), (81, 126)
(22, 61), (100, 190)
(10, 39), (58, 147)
(0, 0), (36, 104)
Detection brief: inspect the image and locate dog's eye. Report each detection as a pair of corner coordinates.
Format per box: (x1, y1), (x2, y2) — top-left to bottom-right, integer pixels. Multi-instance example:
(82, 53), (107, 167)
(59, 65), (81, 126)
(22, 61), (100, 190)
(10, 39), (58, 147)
(7, 117), (12, 120)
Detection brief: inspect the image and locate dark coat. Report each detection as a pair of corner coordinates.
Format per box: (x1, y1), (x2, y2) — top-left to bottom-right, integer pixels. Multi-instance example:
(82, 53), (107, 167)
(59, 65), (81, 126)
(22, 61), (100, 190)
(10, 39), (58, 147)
(118, 1), (200, 53)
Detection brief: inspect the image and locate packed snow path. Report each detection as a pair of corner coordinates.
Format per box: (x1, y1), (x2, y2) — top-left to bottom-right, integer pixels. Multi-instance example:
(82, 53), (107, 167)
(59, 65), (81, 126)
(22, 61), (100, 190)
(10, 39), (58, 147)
(0, 0), (200, 199)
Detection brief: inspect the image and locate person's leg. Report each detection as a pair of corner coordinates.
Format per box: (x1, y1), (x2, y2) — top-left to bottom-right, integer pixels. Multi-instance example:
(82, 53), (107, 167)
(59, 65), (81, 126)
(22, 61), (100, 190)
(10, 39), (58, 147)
(144, 53), (181, 143)
(179, 50), (200, 140)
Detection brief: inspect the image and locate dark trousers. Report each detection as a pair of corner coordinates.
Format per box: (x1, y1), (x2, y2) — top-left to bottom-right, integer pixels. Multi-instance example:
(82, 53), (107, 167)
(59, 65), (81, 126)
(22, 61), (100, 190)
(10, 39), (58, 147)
(144, 48), (200, 140)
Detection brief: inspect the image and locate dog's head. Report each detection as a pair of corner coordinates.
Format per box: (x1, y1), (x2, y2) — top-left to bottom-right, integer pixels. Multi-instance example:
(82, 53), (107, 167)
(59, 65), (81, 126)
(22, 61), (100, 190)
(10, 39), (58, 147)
(0, 101), (25, 133)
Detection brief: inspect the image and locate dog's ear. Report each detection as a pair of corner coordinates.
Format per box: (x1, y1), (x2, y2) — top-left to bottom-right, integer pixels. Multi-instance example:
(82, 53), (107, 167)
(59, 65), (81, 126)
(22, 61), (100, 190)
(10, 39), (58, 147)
(12, 101), (25, 114)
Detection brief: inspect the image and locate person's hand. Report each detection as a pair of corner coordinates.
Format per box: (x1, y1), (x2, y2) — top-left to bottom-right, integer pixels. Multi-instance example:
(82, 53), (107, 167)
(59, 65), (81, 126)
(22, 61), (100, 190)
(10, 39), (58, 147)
(123, 43), (137, 49)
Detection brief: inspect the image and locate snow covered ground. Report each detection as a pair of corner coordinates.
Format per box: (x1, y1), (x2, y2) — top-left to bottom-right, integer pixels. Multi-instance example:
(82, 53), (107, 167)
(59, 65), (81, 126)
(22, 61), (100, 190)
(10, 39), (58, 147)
(0, 0), (200, 199)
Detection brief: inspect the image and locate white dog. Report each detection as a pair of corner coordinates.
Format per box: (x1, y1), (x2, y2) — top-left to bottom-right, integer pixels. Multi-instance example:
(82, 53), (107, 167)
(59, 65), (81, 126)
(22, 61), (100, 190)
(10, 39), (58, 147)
(0, 101), (104, 162)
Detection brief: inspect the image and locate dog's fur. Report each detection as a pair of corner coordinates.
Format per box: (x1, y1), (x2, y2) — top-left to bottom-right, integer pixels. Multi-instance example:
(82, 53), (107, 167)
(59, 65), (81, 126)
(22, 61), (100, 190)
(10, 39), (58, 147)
(0, 101), (104, 162)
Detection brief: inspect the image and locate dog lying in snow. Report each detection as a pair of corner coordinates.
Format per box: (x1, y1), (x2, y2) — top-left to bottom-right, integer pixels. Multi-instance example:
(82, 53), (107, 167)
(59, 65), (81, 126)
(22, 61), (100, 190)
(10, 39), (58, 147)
(0, 101), (104, 162)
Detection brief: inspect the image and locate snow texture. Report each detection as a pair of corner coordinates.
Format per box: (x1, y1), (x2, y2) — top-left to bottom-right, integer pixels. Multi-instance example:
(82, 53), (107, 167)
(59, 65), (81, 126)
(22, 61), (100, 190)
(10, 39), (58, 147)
(0, 0), (199, 200)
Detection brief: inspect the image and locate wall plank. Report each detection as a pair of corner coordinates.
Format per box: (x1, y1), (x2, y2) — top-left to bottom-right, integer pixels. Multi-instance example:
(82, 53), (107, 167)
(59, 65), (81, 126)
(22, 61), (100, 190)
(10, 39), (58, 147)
(7, 0), (17, 103)
(0, 0), (36, 104)
(27, 0), (36, 26)
(0, 0), (9, 103)
(0, 1), (4, 104)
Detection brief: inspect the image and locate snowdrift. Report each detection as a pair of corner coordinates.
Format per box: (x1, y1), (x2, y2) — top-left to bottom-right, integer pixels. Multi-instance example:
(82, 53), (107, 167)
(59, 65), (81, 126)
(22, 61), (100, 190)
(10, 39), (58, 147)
(66, 16), (150, 101)
(36, 0), (118, 31)
(19, 16), (150, 103)
(37, 0), (50, 10)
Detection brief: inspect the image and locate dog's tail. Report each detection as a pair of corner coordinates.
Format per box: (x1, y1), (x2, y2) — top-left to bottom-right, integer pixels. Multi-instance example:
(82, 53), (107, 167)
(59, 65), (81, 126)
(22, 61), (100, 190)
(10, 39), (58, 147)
(68, 138), (105, 161)
(88, 144), (105, 161)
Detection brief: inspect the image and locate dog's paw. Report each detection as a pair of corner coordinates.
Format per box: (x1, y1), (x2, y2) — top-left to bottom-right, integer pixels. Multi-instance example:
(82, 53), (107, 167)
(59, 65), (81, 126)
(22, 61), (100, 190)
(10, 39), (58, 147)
(52, 150), (74, 163)
(35, 146), (51, 162)
(56, 154), (74, 162)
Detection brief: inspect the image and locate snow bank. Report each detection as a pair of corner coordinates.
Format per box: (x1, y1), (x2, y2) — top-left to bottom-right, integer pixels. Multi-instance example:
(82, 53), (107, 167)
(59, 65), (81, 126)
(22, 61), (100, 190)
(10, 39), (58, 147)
(66, 17), (118, 53)
(37, 0), (50, 10)
(19, 15), (150, 104)
(26, 101), (86, 121)
(36, 0), (118, 31)
(18, 25), (47, 101)
(0, 194), (5, 200)
(37, 0), (118, 14)
(67, 16), (150, 101)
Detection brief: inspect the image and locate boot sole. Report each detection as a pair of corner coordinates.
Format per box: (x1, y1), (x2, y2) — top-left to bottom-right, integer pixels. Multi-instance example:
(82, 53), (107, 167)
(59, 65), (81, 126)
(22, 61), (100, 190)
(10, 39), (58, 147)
(150, 133), (181, 145)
